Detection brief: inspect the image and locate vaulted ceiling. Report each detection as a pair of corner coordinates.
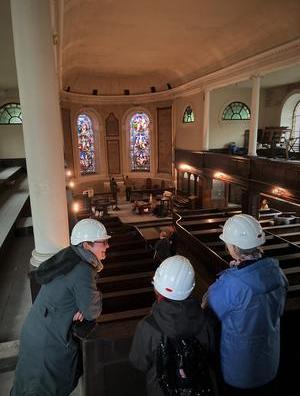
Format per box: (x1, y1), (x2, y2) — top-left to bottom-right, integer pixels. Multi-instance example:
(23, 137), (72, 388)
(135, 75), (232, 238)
(62, 0), (300, 95)
(1, 0), (300, 96)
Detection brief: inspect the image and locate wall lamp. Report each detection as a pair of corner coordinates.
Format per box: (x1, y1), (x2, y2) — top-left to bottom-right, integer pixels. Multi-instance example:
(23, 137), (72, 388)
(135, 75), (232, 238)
(272, 187), (288, 197)
(213, 171), (228, 180)
(179, 163), (192, 171)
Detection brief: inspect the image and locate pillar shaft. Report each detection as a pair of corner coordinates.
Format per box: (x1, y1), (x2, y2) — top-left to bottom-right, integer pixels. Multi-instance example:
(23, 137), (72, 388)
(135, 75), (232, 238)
(202, 90), (210, 151)
(248, 76), (261, 156)
(10, 0), (69, 265)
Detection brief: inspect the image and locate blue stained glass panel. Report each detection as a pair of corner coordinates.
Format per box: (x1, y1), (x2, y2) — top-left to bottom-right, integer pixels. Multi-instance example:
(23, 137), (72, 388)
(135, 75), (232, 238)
(130, 112), (150, 172)
(77, 114), (96, 175)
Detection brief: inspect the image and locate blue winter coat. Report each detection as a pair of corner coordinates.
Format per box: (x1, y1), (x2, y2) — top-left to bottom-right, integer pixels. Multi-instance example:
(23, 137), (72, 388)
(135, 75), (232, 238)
(207, 257), (288, 389)
(10, 246), (102, 396)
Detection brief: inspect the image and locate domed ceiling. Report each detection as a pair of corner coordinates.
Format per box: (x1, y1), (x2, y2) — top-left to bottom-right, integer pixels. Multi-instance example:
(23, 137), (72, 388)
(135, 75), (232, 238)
(62, 0), (300, 96)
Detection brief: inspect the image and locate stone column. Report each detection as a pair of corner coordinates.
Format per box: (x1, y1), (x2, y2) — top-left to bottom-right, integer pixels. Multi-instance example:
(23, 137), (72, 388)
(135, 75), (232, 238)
(10, 0), (69, 267)
(248, 76), (261, 156)
(202, 89), (210, 151)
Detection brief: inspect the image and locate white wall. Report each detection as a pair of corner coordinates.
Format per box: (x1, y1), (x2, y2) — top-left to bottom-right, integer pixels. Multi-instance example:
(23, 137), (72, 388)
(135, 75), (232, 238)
(0, 124), (25, 158)
(174, 92), (203, 150)
(209, 87), (251, 148)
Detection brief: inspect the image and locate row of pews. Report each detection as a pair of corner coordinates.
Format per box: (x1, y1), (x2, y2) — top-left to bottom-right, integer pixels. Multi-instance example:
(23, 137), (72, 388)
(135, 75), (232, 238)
(77, 207), (300, 395)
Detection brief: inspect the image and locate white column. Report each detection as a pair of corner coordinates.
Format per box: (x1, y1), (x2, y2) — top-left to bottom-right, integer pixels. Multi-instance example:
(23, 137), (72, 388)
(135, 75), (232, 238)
(202, 89), (210, 151)
(248, 75), (261, 156)
(10, 0), (69, 266)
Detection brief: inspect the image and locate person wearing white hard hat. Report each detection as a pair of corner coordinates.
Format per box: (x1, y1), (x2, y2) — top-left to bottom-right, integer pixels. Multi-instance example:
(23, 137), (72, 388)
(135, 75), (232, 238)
(130, 255), (219, 396)
(10, 219), (110, 396)
(203, 214), (288, 396)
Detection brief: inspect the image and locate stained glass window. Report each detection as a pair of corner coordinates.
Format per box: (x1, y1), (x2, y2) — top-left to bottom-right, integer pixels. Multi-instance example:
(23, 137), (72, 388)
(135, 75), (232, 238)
(222, 102), (250, 120)
(77, 114), (96, 175)
(292, 101), (300, 138)
(183, 106), (195, 123)
(0, 103), (22, 124)
(130, 112), (150, 172)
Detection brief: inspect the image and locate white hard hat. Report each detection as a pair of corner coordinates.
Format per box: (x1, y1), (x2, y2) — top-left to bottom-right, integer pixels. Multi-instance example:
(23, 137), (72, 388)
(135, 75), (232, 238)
(153, 255), (195, 301)
(71, 219), (111, 245)
(220, 214), (265, 249)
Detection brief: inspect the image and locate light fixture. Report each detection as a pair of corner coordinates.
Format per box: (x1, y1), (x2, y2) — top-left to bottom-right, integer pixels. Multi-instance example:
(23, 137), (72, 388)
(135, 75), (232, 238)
(69, 180), (75, 188)
(72, 202), (80, 213)
(179, 163), (191, 171)
(272, 186), (287, 197)
(66, 169), (72, 177)
(214, 171), (226, 180)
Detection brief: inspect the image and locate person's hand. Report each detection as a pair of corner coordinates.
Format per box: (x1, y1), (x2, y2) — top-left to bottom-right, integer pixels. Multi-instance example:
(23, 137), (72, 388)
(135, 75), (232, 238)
(73, 311), (84, 322)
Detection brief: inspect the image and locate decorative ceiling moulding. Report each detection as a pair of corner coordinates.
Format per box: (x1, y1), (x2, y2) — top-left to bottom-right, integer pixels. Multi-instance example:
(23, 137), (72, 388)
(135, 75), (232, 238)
(60, 38), (300, 105)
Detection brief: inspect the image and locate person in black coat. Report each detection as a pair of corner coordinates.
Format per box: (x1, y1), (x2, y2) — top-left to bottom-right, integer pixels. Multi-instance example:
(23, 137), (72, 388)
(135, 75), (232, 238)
(130, 255), (219, 396)
(10, 219), (111, 396)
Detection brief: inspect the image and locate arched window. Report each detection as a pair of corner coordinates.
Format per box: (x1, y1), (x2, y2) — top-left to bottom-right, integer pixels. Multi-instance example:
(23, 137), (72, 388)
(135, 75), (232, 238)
(77, 114), (96, 175)
(292, 101), (300, 138)
(129, 112), (150, 172)
(222, 102), (250, 120)
(0, 103), (22, 124)
(183, 106), (195, 123)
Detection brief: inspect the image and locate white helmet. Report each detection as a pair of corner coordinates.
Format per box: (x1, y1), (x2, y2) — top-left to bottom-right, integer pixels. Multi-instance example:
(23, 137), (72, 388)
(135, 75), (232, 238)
(153, 255), (195, 301)
(71, 219), (111, 245)
(220, 214), (265, 249)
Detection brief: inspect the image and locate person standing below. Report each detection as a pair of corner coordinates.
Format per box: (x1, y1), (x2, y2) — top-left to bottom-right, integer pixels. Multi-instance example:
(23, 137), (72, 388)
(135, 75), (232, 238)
(204, 214), (288, 396)
(153, 230), (171, 266)
(168, 224), (178, 256)
(10, 219), (111, 396)
(130, 256), (219, 396)
(124, 175), (133, 202)
(110, 177), (119, 210)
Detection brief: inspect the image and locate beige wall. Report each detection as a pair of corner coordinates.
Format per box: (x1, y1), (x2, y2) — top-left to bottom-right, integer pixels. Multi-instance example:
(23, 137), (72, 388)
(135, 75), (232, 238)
(261, 81), (300, 128)
(0, 124), (25, 158)
(209, 87), (251, 149)
(174, 93), (204, 150)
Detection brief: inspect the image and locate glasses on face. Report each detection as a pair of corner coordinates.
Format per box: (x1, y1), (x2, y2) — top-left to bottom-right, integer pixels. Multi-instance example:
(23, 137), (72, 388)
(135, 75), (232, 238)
(94, 240), (109, 246)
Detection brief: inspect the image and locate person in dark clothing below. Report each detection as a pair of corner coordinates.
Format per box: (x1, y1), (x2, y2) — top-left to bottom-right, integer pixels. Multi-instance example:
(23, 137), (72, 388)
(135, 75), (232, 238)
(153, 230), (171, 265)
(168, 224), (178, 256)
(130, 255), (219, 396)
(124, 175), (133, 201)
(202, 214), (288, 396)
(10, 219), (111, 396)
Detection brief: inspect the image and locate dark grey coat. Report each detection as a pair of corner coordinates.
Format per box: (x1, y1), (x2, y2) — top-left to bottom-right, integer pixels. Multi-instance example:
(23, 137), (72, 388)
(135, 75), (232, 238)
(129, 297), (219, 396)
(10, 246), (102, 396)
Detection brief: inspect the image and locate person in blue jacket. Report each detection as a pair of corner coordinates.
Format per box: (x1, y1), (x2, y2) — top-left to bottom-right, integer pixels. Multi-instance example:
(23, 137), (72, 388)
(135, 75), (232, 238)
(204, 214), (288, 395)
(10, 219), (110, 396)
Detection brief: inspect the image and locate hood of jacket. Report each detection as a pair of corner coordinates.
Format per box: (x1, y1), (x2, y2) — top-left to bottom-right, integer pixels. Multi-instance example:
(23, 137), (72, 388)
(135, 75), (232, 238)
(226, 257), (288, 295)
(30, 245), (100, 285)
(151, 297), (206, 338)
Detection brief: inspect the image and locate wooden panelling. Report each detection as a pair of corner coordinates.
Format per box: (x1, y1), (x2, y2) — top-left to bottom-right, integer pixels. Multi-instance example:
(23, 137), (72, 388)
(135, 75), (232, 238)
(106, 140), (120, 174)
(157, 107), (172, 174)
(105, 112), (119, 136)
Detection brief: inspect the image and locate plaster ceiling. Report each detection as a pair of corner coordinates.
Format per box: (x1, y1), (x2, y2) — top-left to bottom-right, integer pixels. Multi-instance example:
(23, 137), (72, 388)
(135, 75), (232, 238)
(62, 0), (300, 95)
(1, 0), (300, 96)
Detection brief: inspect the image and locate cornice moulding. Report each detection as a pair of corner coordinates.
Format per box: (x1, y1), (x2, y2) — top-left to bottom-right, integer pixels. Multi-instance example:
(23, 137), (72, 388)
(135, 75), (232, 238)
(60, 38), (300, 104)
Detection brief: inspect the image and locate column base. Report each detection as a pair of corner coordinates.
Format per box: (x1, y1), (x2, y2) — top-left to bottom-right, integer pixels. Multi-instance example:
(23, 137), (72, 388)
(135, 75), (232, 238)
(30, 249), (55, 267)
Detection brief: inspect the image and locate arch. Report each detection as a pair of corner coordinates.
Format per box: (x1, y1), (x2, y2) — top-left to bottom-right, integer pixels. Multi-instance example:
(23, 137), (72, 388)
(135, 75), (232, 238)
(76, 113), (96, 175)
(222, 102), (250, 120)
(280, 92), (300, 132)
(183, 106), (195, 123)
(0, 103), (22, 124)
(292, 101), (300, 138)
(128, 111), (151, 172)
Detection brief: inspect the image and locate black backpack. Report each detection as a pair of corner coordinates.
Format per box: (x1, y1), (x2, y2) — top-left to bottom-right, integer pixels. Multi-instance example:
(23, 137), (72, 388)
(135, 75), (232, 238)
(156, 333), (215, 396)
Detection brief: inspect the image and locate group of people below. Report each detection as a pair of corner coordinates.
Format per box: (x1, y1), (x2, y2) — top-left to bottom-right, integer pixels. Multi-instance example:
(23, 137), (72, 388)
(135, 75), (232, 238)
(10, 214), (288, 396)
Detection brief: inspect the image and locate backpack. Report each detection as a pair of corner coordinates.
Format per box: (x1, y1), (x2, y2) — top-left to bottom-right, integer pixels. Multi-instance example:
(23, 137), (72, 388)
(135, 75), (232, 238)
(156, 334), (215, 396)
